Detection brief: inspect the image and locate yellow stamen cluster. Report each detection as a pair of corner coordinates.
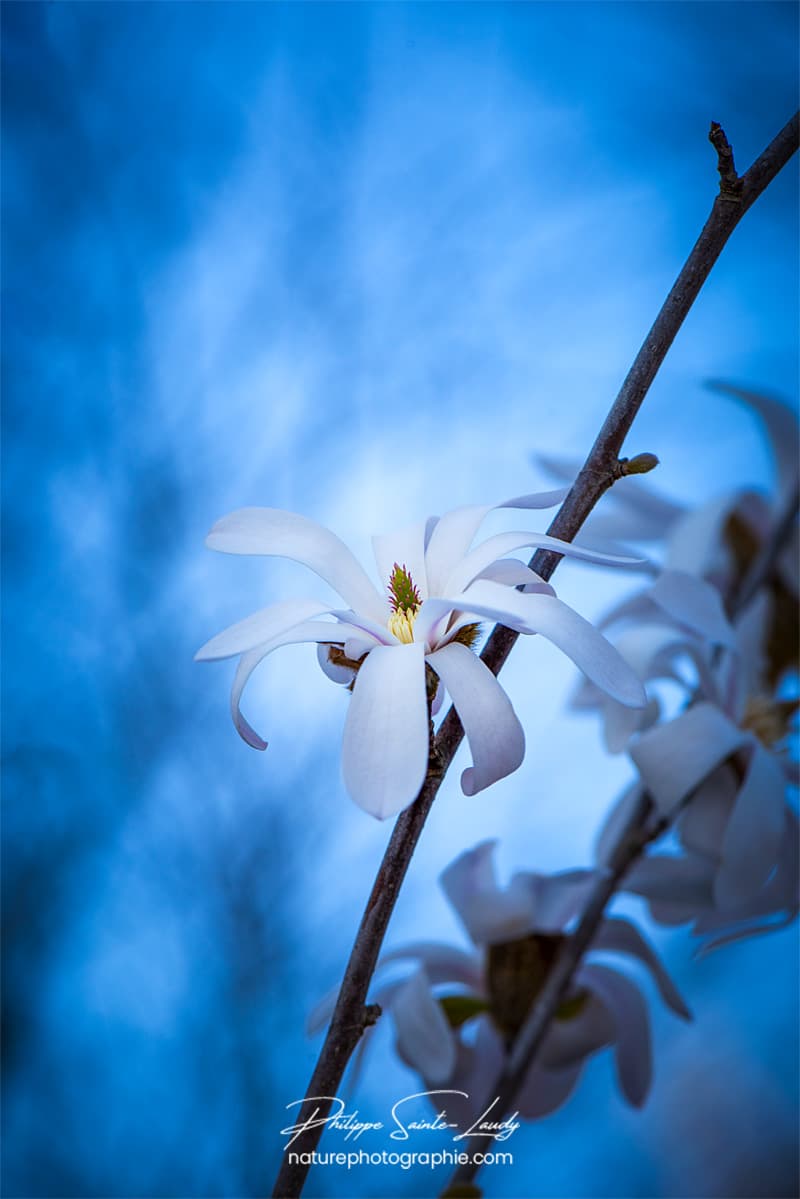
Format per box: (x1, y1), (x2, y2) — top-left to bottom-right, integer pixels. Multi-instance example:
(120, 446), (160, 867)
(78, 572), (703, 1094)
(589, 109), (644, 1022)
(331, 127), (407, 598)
(388, 608), (418, 644)
(387, 563), (421, 644)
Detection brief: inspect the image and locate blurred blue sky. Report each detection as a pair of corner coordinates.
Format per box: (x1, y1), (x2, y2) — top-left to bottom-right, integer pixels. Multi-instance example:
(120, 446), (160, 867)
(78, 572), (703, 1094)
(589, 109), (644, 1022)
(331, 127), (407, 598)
(2, 3), (798, 1197)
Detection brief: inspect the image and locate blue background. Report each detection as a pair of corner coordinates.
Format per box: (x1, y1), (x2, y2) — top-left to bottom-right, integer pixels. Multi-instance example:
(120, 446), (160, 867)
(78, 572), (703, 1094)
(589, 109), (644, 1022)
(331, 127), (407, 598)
(3, 3), (798, 1197)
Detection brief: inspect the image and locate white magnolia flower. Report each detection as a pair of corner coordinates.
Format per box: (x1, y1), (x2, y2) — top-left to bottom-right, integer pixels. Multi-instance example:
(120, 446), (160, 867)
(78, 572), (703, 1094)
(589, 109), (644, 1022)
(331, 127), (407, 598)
(196, 491), (646, 818)
(595, 595), (798, 950)
(309, 842), (689, 1121)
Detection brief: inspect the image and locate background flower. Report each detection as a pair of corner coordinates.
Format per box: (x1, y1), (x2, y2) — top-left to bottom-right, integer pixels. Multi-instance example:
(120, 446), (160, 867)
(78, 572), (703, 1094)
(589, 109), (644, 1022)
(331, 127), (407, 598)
(309, 843), (690, 1122)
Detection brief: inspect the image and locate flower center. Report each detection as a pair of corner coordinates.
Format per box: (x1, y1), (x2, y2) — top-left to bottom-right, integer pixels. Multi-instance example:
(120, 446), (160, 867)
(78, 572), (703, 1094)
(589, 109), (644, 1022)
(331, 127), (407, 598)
(742, 693), (799, 748)
(387, 563), (421, 644)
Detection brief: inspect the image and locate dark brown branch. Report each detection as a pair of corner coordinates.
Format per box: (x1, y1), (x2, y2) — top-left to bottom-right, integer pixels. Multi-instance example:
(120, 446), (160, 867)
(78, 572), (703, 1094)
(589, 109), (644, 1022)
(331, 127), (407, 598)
(272, 112), (799, 1199)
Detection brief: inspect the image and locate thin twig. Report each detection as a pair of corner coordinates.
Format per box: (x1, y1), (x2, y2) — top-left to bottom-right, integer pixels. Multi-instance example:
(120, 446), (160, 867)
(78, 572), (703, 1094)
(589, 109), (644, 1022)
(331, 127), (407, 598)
(271, 112), (798, 1199)
(709, 120), (743, 200)
(444, 423), (800, 1197)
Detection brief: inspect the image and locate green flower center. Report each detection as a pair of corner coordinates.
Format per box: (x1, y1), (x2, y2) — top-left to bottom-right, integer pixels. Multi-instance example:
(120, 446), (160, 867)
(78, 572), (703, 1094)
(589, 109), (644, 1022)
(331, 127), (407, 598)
(387, 563), (421, 644)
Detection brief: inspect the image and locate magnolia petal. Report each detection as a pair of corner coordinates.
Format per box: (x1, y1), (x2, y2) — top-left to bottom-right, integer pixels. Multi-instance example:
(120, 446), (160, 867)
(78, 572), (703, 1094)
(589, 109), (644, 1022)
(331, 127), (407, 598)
(441, 1020), (504, 1128)
(623, 854), (716, 911)
(728, 592), (771, 721)
(341, 641), (429, 819)
(514, 869), (598, 932)
(516, 1061), (584, 1120)
(205, 507), (387, 621)
(579, 963), (652, 1108)
(677, 763), (737, 858)
(595, 783), (646, 869)
(440, 841), (536, 946)
(196, 598), (334, 660)
(592, 917), (691, 1020)
(427, 642), (525, 797)
(714, 742), (789, 908)
(694, 912), (798, 958)
(647, 570), (735, 647)
(604, 698), (655, 754)
(229, 619), (376, 750)
(317, 643), (355, 684)
(231, 649), (270, 750)
(423, 490), (568, 597)
(419, 582), (647, 708)
(372, 519), (431, 601)
(392, 968), (456, 1084)
(708, 381), (799, 501)
(475, 559), (555, 594)
(665, 493), (737, 580)
(378, 942), (484, 991)
(444, 531), (644, 598)
(629, 703), (747, 818)
(537, 992), (615, 1070)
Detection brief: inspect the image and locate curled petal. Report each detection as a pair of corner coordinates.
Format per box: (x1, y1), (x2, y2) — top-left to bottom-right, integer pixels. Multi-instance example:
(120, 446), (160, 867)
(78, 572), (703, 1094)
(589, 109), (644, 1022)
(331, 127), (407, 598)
(341, 642), (429, 819)
(578, 963), (652, 1108)
(317, 643), (355, 685)
(474, 559), (555, 594)
(427, 642), (525, 797)
(424, 490), (568, 597)
(229, 619), (378, 750)
(592, 917), (691, 1020)
(232, 649), (270, 750)
(392, 968), (456, 1084)
(205, 507), (387, 621)
(196, 598), (334, 660)
(444, 531), (645, 597)
(629, 703), (747, 818)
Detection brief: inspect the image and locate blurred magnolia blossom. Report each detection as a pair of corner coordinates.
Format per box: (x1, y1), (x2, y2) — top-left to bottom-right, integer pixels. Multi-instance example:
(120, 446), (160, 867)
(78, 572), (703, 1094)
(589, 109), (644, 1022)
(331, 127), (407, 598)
(557, 381), (800, 953)
(196, 491), (646, 819)
(593, 590), (799, 953)
(309, 842), (689, 1121)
